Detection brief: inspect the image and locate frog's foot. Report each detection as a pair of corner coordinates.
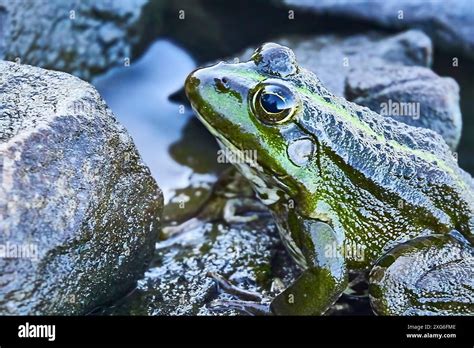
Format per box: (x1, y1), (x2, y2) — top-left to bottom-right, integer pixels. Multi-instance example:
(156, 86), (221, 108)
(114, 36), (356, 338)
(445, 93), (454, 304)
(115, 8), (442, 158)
(207, 272), (272, 315)
(223, 198), (267, 224)
(161, 218), (201, 239)
(270, 266), (347, 315)
(207, 272), (263, 300)
(369, 234), (474, 315)
(209, 299), (271, 316)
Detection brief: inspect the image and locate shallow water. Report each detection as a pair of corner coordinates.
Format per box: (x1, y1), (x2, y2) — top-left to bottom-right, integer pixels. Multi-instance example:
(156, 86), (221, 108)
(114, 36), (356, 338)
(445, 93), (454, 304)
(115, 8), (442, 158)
(93, 40), (223, 207)
(434, 55), (474, 176)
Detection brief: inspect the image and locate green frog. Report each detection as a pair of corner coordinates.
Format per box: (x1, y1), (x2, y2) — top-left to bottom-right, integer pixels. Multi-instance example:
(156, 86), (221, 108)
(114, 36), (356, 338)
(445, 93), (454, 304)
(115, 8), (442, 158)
(185, 43), (474, 315)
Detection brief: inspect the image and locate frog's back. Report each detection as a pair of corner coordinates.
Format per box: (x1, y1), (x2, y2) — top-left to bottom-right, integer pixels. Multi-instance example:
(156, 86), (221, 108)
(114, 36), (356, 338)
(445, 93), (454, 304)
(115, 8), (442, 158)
(291, 68), (473, 253)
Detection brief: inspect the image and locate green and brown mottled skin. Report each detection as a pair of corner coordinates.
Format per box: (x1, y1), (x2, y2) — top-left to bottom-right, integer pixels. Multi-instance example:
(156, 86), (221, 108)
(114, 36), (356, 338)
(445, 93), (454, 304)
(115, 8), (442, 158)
(185, 43), (474, 315)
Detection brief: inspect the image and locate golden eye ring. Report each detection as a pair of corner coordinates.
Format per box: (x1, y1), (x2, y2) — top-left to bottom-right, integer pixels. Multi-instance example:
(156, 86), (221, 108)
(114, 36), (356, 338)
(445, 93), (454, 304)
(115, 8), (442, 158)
(250, 80), (298, 124)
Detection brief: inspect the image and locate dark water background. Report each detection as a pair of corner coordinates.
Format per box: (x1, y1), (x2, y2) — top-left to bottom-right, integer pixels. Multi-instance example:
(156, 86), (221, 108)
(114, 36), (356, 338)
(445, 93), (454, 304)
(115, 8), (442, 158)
(433, 54), (474, 175)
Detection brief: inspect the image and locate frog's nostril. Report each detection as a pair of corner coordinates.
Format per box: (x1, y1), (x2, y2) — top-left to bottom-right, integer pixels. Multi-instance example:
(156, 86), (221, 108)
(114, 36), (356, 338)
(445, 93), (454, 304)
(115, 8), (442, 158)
(214, 77), (231, 92)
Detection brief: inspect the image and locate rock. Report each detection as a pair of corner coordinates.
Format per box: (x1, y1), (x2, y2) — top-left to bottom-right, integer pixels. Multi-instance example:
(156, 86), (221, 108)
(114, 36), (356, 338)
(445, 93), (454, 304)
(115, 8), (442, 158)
(283, 0), (474, 59)
(129, 219), (284, 316)
(0, 0), (149, 80)
(346, 65), (462, 150)
(232, 30), (461, 149)
(153, 0), (345, 63)
(0, 61), (163, 315)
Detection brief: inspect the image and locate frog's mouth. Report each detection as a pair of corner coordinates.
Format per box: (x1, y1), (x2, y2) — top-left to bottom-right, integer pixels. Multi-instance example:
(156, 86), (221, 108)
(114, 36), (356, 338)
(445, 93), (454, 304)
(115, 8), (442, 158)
(198, 117), (291, 209)
(192, 103), (293, 202)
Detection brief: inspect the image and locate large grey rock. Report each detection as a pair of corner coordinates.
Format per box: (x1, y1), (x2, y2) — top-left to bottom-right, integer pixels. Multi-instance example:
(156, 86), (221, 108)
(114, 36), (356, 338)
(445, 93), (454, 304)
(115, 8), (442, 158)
(232, 30), (461, 149)
(346, 65), (462, 150)
(0, 61), (163, 314)
(0, 0), (149, 80)
(284, 0), (474, 59)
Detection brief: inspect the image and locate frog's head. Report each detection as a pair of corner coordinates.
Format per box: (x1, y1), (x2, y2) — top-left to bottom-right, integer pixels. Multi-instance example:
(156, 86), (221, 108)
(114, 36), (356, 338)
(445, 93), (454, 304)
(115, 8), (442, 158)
(185, 43), (322, 209)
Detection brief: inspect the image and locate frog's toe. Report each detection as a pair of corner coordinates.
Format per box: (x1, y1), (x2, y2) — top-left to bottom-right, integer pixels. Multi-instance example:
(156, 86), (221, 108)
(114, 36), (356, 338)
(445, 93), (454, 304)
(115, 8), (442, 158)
(369, 234), (474, 315)
(222, 198), (266, 224)
(223, 212), (259, 224)
(209, 299), (271, 316)
(207, 272), (264, 301)
(207, 272), (271, 315)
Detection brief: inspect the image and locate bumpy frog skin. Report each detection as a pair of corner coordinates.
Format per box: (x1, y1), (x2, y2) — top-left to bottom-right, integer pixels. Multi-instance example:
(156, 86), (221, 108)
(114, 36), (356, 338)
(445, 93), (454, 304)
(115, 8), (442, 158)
(185, 43), (474, 315)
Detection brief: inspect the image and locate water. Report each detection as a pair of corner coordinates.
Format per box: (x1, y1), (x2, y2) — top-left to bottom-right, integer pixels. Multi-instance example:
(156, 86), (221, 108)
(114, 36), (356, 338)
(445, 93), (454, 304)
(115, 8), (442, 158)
(433, 52), (474, 175)
(93, 40), (223, 206)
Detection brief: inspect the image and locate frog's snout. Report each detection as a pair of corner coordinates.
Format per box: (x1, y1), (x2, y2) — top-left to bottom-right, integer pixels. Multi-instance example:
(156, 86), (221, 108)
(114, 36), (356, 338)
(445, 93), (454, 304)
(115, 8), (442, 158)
(185, 63), (233, 128)
(185, 62), (248, 108)
(184, 68), (202, 102)
(185, 64), (221, 104)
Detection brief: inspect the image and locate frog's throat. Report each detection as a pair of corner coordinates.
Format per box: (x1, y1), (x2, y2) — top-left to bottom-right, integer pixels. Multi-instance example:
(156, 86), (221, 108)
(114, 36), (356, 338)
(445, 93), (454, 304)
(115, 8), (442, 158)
(195, 109), (313, 268)
(218, 139), (285, 206)
(192, 106), (280, 204)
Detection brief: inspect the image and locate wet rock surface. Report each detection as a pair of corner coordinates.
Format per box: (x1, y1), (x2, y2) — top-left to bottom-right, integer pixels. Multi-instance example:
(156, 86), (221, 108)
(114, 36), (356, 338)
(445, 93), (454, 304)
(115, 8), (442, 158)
(346, 65), (462, 150)
(103, 169), (290, 315)
(0, 0), (149, 80)
(273, 30), (432, 96)
(233, 30), (461, 149)
(103, 169), (371, 316)
(284, 0), (474, 59)
(0, 61), (162, 314)
(108, 219), (284, 315)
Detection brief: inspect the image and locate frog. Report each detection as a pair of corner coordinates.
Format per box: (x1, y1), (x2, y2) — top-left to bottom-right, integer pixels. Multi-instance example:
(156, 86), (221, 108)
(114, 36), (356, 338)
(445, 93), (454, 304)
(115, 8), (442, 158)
(185, 43), (474, 315)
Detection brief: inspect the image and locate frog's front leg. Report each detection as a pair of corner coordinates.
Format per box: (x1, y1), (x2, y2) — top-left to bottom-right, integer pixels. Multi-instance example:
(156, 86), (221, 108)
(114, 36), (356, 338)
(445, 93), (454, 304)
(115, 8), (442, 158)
(207, 272), (272, 315)
(271, 220), (348, 315)
(369, 233), (474, 315)
(208, 220), (347, 315)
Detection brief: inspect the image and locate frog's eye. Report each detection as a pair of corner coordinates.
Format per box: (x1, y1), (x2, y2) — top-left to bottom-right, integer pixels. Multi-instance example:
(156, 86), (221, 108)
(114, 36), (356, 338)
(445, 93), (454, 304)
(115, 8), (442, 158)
(251, 82), (298, 124)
